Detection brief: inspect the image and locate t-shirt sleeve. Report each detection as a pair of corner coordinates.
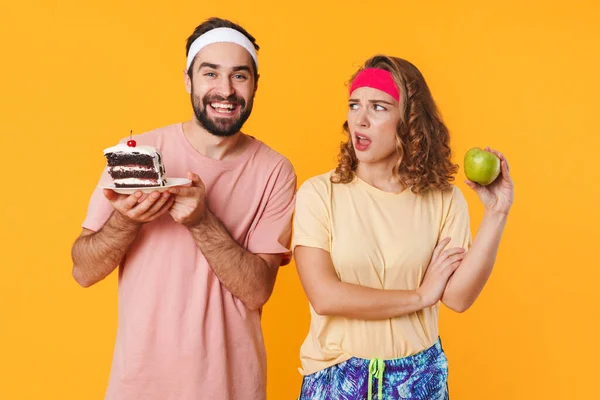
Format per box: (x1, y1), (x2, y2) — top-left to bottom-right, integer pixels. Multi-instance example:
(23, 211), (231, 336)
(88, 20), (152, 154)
(292, 178), (331, 253)
(82, 166), (115, 232)
(246, 160), (297, 266)
(439, 186), (472, 250)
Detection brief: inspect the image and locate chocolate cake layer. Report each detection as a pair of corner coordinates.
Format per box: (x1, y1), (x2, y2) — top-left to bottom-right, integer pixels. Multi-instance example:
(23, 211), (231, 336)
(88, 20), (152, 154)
(105, 153), (155, 168)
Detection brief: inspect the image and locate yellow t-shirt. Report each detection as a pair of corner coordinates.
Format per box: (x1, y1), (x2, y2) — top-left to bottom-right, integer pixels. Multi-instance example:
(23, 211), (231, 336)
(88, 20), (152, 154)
(292, 171), (472, 375)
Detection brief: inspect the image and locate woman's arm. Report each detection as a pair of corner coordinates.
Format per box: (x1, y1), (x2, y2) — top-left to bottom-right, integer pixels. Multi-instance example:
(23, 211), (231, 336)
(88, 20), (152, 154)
(296, 238), (465, 319)
(442, 148), (514, 312)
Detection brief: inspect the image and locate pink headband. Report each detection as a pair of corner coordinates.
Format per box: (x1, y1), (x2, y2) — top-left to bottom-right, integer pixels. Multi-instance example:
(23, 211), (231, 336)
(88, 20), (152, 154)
(349, 68), (400, 102)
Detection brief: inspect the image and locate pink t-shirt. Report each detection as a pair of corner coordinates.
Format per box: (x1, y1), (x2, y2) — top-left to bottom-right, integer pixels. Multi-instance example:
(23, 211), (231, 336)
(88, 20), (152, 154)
(82, 123), (296, 400)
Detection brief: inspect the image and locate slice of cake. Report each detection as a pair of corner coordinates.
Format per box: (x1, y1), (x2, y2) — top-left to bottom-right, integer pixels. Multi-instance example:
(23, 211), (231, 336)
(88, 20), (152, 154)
(103, 140), (167, 188)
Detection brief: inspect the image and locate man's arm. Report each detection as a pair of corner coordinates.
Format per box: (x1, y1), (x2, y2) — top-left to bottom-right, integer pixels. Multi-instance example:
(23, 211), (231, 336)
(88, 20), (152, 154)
(168, 172), (291, 310)
(71, 190), (173, 287)
(72, 213), (140, 287)
(189, 210), (281, 310)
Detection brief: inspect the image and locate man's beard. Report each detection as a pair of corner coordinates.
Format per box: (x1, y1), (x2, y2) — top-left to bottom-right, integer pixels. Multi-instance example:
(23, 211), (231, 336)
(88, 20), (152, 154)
(191, 88), (253, 137)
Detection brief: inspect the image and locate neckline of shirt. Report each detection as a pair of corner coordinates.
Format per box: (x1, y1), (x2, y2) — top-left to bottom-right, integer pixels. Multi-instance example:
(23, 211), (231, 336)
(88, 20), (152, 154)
(175, 122), (261, 169)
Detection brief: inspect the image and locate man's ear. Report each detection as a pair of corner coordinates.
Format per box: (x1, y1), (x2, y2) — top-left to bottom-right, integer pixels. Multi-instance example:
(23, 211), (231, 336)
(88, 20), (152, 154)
(184, 69), (192, 94)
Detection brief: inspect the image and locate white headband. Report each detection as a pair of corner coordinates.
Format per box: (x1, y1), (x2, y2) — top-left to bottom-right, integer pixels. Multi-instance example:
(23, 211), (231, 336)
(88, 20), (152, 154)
(186, 27), (258, 71)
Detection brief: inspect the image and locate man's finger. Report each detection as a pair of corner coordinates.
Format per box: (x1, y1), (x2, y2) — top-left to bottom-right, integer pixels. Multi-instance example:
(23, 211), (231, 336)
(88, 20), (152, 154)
(152, 199), (175, 221)
(140, 192), (171, 219)
(103, 189), (118, 201)
(142, 193), (174, 220)
(128, 191), (161, 217)
(160, 197), (176, 214)
(121, 191), (144, 210)
(168, 199), (186, 212)
(168, 186), (197, 196)
(188, 171), (203, 186)
(137, 193), (150, 203)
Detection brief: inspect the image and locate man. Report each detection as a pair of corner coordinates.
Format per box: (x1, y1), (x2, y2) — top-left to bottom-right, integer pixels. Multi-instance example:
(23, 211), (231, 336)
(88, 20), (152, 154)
(71, 17), (296, 400)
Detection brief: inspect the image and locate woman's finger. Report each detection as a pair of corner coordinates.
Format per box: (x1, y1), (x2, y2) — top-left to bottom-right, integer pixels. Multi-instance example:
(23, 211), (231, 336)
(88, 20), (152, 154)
(440, 247), (466, 261)
(431, 237), (451, 263)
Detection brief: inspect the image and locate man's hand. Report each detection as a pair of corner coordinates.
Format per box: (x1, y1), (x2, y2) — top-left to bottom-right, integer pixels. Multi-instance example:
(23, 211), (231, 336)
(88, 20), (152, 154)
(103, 189), (174, 225)
(167, 172), (207, 227)
(71, 189), (173, 287)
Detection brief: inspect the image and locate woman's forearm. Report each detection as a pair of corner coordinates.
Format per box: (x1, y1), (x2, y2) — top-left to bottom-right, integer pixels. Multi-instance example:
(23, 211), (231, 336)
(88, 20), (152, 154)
(311, 280), (428, 320)
(442, 210), (508, 312)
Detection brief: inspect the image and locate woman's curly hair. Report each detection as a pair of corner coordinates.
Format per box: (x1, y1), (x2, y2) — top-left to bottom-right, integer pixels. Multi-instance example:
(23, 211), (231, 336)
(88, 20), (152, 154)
(331, 55), (458, 194)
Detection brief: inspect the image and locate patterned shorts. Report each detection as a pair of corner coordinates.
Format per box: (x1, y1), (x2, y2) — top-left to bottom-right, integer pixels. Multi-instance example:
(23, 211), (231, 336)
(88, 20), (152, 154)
(299, 338), (449, 400)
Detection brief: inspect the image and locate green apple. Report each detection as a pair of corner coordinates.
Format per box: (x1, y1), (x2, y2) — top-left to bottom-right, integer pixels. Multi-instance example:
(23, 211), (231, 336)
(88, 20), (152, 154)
(464, 147), (501, 186)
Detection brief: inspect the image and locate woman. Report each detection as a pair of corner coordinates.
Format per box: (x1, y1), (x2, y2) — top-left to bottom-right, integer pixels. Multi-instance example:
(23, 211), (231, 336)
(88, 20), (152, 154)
(293, 55), (514, 400)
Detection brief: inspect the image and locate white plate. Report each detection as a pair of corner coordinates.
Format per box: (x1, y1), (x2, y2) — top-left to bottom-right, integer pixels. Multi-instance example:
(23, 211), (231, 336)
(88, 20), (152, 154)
(98, 177), (192, 195)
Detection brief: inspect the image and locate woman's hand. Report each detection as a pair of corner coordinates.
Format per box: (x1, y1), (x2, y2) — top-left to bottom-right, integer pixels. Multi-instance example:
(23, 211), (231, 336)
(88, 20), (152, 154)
(465, 147), (514, 215)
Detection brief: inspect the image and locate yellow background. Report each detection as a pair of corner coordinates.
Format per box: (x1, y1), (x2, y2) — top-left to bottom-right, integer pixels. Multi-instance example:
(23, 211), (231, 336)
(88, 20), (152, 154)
(1, 0), (599, 399)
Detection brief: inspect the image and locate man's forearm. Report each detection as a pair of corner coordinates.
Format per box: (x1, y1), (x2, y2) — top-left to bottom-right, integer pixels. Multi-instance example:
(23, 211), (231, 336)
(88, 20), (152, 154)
(189, 210), (276, 310)
(71, 212), (141, 287)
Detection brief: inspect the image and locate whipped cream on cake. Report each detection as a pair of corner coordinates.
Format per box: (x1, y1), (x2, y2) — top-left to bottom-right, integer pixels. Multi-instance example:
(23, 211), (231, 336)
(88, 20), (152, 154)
(103, 143), (167, 188)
